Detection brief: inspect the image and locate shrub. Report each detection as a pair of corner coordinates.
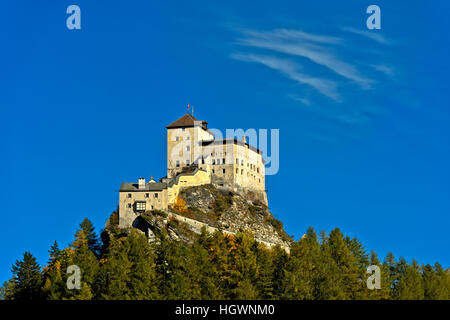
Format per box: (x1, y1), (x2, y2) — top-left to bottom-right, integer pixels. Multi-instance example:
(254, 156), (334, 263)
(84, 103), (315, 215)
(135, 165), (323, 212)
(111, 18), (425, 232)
(152, 210), (168, 218)
(214, 194), (232, 213)
(265, 216), (283, 232)
(167, 217), (178, 229)
(173, 197), (188, 214)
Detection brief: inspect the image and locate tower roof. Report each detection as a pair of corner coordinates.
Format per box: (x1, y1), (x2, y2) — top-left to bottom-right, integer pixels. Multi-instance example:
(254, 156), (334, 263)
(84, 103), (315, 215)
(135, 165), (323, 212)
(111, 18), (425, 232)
(166, 113), (207, 129)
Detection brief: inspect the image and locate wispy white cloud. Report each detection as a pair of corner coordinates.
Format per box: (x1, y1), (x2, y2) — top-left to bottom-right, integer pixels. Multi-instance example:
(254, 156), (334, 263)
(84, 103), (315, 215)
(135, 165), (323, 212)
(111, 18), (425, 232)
(236, 28), (373, 89)
(241, 28), (343, 45)
(341, 27), (390, 44)
(371, 64), (394, 76)
(231, 53), (340, 101)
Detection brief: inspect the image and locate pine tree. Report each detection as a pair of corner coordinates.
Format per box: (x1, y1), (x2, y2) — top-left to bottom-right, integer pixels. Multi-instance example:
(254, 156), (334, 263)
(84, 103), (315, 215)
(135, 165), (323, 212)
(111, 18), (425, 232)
(78, 218), (101, 256)
(367, 251), (391, 300)
(395, 259), (424, 300)
(47, 241), (61, 267)
(11, 252), (42, 300)
(100, 230), (159, 299)
(0, 279), (16, 300)
(422, 262), (449, 300)
(280, 227), (318, 299)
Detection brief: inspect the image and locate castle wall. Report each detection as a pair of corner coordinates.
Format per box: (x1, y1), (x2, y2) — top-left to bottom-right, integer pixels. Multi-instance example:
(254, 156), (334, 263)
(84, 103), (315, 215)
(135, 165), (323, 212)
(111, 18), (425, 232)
(167, 169), (211, 205)
(118, 189), (168, 228)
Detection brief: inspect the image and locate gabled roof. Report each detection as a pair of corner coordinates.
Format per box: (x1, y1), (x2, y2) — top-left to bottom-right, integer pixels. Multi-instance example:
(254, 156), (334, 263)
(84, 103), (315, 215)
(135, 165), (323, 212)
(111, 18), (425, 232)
(166, 113), (207, 129)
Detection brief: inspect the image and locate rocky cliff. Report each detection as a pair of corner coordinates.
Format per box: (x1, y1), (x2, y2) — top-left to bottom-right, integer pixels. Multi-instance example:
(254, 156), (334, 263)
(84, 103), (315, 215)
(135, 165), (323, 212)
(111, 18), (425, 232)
(129, 184), (292, 250)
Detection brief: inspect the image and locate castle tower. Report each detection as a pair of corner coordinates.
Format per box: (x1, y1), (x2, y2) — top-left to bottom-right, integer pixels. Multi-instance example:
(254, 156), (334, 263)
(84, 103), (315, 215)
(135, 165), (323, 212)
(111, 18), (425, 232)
(166, 113), (214, 178)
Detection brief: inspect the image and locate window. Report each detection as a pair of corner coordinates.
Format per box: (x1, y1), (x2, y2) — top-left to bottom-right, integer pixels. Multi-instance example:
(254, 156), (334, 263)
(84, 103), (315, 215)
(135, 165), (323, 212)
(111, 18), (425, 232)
(241, 160), (244, 165)
(212, 159), (216, 165)
(257, 167), (260, 173)
(217, 159), (220, 165)
(187, 136), (190, 140)
(145, 193), (149, 198)
(236, 158), (239, 164)
(135, 201), (146, 212)
(182, 128), (185, 132)
(222, 169), (226, 174)
(175, 136), (179, 141)
(176, 160), (180, 167)
(222, 158), (225, 164)
(201, 158), (205, 164)
(127, 203), (132, 208)
(212, 169), (215, 174)
(127, 193), (132, 198)
(186, 160), (190, 166)
(186, 146), (190, 151)
(151, 205), (154, 210)
(154, 193), (158, 198)
(241, 169), (243, 175)
(236, 168), (238, 174)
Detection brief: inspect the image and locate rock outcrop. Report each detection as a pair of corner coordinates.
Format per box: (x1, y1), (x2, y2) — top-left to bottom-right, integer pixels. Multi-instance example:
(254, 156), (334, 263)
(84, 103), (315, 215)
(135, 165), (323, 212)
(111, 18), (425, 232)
(123, 184), (292, 251)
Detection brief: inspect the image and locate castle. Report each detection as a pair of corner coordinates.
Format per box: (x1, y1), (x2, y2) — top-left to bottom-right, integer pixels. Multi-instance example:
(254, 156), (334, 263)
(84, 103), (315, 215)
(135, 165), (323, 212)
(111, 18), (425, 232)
(118, 113), (267, 229)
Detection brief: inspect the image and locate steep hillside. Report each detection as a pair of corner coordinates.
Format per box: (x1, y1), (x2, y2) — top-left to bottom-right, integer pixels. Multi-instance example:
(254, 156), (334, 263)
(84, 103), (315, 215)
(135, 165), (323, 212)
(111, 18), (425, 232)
(132, 184), (292, 250)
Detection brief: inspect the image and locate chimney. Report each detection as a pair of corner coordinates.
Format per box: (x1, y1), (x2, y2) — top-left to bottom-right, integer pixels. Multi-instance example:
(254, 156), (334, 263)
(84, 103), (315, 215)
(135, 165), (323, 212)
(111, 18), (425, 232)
(138, 178), (146, 189)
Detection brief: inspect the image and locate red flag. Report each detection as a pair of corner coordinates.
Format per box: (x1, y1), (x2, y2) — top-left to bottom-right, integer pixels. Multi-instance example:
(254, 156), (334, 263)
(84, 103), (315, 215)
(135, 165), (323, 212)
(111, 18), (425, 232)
(187, 104), (190, 111)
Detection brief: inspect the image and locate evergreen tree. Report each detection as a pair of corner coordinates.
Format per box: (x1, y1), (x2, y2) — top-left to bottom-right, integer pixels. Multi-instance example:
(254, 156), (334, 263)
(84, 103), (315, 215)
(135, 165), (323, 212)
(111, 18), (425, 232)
(11, 252), (42, 300)
(367, 251), (391, 300)
(0, 279), (16, 300)
(279, 227), (318, 299)
(47, 241), (61, 267)
(100, 230), (159, 299)
(78, 218), (101, 256)
(395, 259), (424, 300)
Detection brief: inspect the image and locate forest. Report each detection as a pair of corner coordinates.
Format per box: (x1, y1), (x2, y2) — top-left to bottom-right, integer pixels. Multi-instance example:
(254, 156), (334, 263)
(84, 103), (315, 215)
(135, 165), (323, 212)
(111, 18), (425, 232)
(1, 215), (449, 300)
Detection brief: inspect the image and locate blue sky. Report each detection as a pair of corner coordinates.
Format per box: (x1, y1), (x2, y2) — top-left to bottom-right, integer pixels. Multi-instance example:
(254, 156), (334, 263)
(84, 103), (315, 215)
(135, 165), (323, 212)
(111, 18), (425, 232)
(1, 1), (449, 283)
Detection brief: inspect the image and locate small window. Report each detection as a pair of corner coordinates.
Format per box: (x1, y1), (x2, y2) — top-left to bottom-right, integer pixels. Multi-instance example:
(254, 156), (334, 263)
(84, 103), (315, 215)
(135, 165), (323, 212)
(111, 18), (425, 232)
(145, 193), (149, 198)
(222, 158), (225, 164)
(127, 203), (132, 208)
(154, 193), (158, 198)
(176, 160), (180, 167)
(187, 136), (190, 140)
(217, 159), (220, 165)
(222, 169), (226, 174)
(201, 158), (205, 164)
(186, 146), (190, 151)
(236, 168), (238, 174)
(135, 201), (146, 212)
(241, 160), (244, 165)
(236, 158), (239, 164)
(151, 205), (154, 210)
(212, 159), (216, 165)
(257, 167), (260, 173)
(186, 160), (190, 166)
(127, 193), (132, 198)
(175, 136), (179, 141)
(241, 169), (243, 175)
(212, 169), (215, 174)
(182, 128), (185, 132)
